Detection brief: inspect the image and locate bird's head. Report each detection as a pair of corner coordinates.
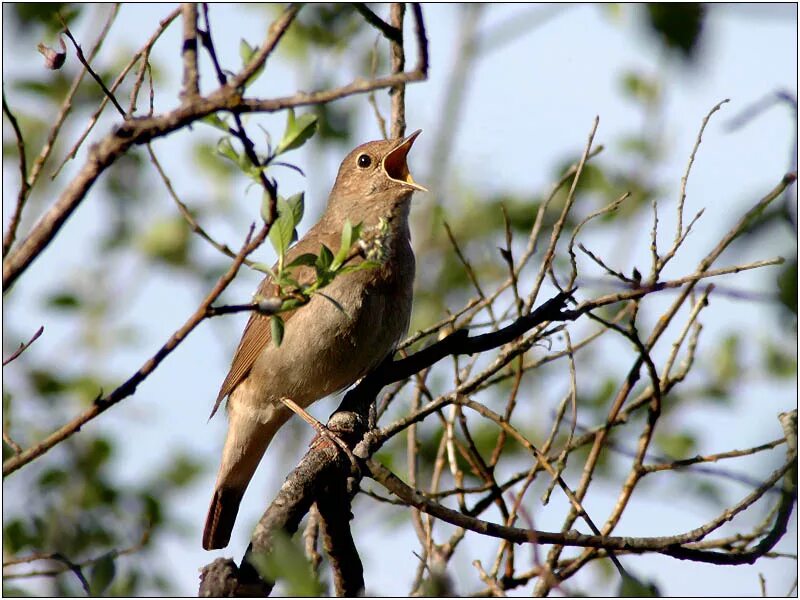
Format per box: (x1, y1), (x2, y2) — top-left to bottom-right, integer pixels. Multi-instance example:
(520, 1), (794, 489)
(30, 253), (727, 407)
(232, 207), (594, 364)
(329, 130), (427, 215)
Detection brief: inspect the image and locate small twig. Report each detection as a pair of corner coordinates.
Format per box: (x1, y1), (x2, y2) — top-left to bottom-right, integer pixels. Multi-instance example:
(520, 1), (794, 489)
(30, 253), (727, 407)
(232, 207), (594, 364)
(146, 143), (254, 266)
(2, 94), (30, 258)
(2, 432), (23, 455)
(354, 3), (402, 43)
(280, 398), (360, 475)
(199, 4), (228, 87)
(567, 192), (630, 288)
(52, 7), (180, 177)
(525, 116), (600, 313)
(59, 17), (126, 117)
(2, 326), (44, 366)
(676, 99), (729, 240)
(26, 4), (120, 190)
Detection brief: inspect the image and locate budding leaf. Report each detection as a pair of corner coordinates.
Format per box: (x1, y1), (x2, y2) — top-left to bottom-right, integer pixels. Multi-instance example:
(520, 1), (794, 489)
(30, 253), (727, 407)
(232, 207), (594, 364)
(275, 108), (318, 156)
(239, 38), (265, 87)
(285, 192), (305, 229)
(89, 553), (116, 596)
(332, 220), (362, 270)
(216, 137), (239, 163)
(316, 244), (333, 272)
(202, 113), (230, 132)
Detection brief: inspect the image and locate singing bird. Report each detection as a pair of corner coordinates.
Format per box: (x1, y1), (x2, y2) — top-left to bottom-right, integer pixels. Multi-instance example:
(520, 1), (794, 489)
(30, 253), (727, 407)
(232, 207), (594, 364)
(203, 130), (426, 550)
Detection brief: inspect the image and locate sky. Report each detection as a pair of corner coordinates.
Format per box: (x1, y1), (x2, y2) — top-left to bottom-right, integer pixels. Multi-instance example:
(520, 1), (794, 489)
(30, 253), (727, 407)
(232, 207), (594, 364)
(2, 3), (797, 596)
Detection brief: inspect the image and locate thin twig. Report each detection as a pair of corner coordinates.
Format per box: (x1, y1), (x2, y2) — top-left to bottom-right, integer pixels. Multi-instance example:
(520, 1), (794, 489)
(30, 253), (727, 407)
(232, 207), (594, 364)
(2, 326), (44, 366)
(2, 94), (31, 257)
(26, 4), (120, 190)
(59, 16), (126, 116)
(3, 226), (267, 476)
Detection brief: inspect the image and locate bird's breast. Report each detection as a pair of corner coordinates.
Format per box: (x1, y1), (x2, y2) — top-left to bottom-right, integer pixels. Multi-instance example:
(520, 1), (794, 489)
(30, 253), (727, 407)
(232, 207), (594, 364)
(246, 239), (414, 411)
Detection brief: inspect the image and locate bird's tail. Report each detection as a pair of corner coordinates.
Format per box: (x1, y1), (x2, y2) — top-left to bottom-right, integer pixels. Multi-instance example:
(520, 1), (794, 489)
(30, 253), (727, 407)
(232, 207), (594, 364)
(203, 406), (286, 550)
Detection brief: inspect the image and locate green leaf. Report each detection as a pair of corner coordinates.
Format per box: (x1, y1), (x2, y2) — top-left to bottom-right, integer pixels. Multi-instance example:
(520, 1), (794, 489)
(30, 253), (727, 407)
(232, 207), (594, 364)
(280, 298), (305, 311)
(250, 262), (277, 278)
(286, 253), (318, 268)
(275, 108), (318, 156)
(332, 220), (363, 270)
(266, 195), (298, 260)
(285, 192), (305, 228)
(201, 113), (230, 133)
(316, 244), (333, 271)
(160, 454), (202, 487)
(89, 553), (116, 596)
(137, 218), (190, 267)
(216, 137), (239, 163)
(621, 72), (660, 105)
(337, 260), (378, 276)
(777, 258), (797, 315)
(239, 39), (265, 87)
(270, 315), (285, 347)
(239, 38), (256, 64)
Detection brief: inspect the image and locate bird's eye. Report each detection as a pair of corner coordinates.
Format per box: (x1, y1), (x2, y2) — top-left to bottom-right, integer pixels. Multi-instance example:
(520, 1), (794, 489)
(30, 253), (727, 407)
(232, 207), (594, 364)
(357, 154), (372, 168)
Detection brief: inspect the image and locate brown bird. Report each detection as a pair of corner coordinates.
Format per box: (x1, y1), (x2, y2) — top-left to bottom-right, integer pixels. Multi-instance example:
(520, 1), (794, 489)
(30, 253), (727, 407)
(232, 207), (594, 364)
(203, 130), (426, 550)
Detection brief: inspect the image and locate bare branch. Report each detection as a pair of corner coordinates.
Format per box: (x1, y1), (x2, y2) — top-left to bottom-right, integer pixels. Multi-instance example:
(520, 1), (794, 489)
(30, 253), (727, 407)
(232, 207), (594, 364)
(59, 17), (126, 116)
(2, 94), (31, 258)
(180, 3), (200, 101)
(2, 326), (44, 366)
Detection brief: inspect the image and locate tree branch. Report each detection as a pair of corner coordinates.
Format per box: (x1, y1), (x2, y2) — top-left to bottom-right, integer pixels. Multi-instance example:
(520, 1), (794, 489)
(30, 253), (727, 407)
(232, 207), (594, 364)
(2, 225), (267, 477)
(3, 3), (432, 290)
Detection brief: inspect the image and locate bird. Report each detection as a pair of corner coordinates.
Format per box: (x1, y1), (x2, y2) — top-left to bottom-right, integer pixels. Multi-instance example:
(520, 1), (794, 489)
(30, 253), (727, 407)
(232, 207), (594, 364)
(203, 130), (426, 550)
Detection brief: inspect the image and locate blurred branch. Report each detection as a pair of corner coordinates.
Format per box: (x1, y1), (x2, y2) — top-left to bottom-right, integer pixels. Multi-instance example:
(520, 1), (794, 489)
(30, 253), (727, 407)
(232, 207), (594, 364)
(2, 225), (267, 477)
(180, 3), (200, 101)
(3, 528), (151, 584)
(478, 4), (570, 54)
(389, 3), (406, 139)
(425, 4), (483, 189)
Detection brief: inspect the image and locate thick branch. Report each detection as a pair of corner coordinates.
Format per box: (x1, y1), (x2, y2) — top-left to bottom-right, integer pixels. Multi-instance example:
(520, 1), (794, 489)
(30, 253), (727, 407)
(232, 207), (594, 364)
(316, 478), (364, 596)
(180, 3), (200, 100)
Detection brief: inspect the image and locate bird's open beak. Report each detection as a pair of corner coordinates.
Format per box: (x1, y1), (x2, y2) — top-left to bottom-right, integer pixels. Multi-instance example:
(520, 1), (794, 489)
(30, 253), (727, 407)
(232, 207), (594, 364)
(383, 129), (428, 192)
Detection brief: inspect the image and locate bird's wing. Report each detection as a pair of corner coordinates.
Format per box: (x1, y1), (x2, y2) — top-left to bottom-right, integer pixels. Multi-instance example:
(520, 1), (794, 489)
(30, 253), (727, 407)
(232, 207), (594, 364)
(209, 226), (339, 418)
